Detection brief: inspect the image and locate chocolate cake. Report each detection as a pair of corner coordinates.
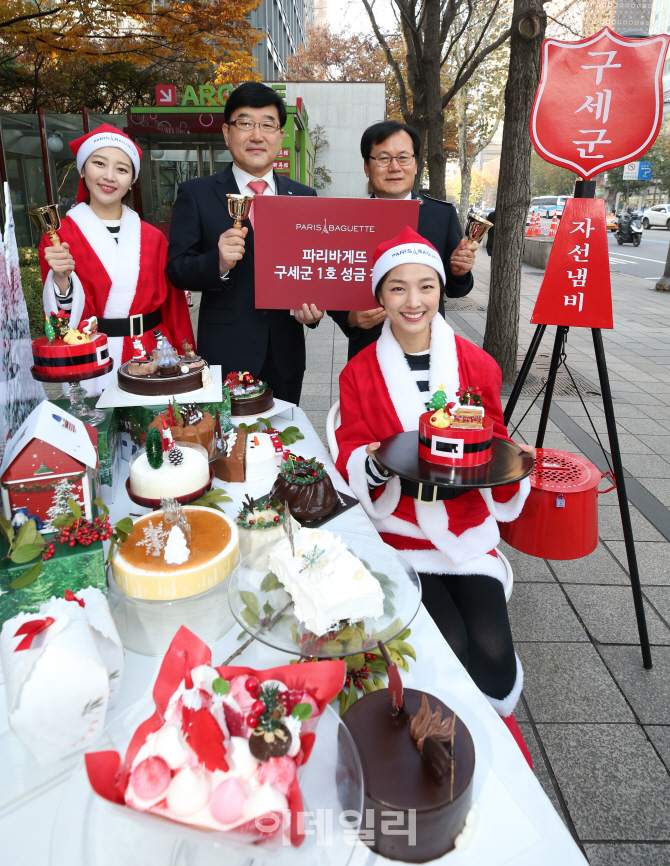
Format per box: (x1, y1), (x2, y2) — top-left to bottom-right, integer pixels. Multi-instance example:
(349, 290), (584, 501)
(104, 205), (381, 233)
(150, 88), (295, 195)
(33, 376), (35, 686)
(225, 371), (274, 416)
(149, 402), (216, 459)
(344, 688), (475, 862)
(212, 428), (246, 483)
(269, 454), (338, 521)
(118, 359), (208, 396)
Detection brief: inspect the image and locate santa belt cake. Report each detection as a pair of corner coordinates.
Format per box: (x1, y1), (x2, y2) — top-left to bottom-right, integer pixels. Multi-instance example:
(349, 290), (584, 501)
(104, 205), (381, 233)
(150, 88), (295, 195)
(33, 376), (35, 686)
(418, 413), (493, 467)
(32, 333), (110, 377)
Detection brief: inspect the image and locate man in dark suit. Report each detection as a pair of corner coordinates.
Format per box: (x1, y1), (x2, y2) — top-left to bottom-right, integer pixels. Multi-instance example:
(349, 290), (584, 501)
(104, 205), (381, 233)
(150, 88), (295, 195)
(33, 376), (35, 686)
(329, 121), (476, 360)
(167, 82), (323, 405)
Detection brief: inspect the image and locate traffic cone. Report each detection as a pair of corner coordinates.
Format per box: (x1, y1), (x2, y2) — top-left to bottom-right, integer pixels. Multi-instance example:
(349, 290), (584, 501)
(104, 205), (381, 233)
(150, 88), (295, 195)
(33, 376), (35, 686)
(532, 212), (540, 236)
(526, 214), (533, 236)
(549, 213), (558, 237)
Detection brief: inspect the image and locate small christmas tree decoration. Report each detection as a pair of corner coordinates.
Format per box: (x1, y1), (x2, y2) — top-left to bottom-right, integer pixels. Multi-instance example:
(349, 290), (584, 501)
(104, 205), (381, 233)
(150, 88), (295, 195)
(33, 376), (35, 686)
(145, 427), (163, 470)
(427, 386), (448, 412)
(44, 316), (55, 343)
(168, 447), (184, 466)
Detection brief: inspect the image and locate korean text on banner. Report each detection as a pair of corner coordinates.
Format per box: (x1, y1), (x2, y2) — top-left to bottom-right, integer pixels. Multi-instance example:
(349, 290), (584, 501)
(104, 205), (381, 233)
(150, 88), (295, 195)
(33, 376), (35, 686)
(253, 197), (420, 310)
(530, 198), (613, 329)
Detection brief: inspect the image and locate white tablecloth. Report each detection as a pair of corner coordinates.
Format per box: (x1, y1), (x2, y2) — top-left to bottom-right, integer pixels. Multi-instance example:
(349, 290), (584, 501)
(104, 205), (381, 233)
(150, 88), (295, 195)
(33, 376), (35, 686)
(0, 407), (587, 866)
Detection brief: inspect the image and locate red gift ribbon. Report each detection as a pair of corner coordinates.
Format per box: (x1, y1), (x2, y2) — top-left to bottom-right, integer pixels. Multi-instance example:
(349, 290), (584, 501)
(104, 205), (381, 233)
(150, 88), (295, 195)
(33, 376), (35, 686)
(64, 589), (85, 608)
(14, 617), (55, 651)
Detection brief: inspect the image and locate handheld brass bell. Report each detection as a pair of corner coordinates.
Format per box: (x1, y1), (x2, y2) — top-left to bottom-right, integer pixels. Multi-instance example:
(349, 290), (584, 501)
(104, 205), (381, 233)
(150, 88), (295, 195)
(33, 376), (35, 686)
(226, 193), (254, 229)
(28, 203), (72, 275)
(464, 213), (493, 247)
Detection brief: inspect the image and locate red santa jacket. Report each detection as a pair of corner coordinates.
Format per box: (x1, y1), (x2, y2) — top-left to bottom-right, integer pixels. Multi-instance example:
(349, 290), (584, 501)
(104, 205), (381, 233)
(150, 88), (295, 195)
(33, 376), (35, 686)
(335, 315), (530, 583)
(39, 203), (194, 392)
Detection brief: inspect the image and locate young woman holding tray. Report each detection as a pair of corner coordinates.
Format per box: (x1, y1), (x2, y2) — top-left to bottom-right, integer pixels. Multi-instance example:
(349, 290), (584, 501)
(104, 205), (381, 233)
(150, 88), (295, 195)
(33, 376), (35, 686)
(335, 227), (534, 758)
(38, 124), (194, 394)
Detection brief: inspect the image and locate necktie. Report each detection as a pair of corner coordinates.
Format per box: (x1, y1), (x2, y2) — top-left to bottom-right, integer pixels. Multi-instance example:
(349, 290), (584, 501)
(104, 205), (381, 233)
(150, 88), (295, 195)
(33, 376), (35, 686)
(247, 180), (268, 229)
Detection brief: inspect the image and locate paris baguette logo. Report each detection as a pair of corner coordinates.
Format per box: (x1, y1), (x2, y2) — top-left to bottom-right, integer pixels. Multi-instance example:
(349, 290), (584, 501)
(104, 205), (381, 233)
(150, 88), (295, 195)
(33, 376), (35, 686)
(295, 217), (376, 234)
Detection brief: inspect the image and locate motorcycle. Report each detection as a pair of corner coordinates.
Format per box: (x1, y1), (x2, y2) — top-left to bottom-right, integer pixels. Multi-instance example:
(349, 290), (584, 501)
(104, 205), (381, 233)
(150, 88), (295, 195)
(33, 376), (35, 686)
(616, 213), (643, 247)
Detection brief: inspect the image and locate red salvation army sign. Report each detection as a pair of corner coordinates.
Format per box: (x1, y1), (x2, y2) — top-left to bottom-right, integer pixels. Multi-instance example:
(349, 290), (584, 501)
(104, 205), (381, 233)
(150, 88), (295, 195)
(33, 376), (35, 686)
(253, 197), (419, 310)
(531, 198), (613, 329)
(530, 28), (669, 180)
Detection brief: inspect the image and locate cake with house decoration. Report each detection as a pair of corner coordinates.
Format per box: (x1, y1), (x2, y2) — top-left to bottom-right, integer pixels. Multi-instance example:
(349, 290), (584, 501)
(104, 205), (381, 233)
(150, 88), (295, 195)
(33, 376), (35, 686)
(0, 401), (98, 533)
(117, 334), (211, 396)
(418, 386), (493, 467)
(31, 312), (110, 380)
(224, 371), (274, 416)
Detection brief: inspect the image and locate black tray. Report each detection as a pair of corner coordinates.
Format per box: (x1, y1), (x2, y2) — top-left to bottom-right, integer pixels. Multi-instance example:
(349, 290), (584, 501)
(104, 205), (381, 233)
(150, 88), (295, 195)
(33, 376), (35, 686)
(375, 432), (533, 490)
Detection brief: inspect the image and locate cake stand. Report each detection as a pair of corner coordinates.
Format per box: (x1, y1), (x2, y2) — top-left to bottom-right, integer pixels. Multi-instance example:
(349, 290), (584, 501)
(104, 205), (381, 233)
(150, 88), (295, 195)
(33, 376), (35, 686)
(31, 360), (113, 426)
(375, 432), (534, 492)
(50, 698), (364, 866)
(228, 531), (422, 658)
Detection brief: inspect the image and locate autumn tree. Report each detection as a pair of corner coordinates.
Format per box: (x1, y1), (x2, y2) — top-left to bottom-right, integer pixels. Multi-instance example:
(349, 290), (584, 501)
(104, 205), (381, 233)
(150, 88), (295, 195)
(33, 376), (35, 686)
(529, 151), (576, 196)
(362, 0), (512, 198)
(0, 0), (262, 113)
(284, 24), (405, 121)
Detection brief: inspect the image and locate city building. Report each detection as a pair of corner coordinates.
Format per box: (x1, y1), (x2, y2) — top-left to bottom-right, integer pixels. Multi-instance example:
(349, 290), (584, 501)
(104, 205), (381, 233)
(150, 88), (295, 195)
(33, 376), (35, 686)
(651, 0), (670, 34)
(250, 0), (316, 80)
(582, 0), (614, 35)
(476, 123), (503, 172)
(611, 0), (653, 32)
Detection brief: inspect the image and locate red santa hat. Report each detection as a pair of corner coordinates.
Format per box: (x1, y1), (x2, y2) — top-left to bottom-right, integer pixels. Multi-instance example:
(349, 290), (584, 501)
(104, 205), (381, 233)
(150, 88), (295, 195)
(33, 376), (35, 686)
(371, 226), (446, 296)
(69, 124), (142, 203)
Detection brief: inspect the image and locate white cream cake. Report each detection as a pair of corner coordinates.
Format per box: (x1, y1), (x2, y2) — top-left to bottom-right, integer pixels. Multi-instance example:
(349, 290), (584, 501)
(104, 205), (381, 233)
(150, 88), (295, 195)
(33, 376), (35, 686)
(129, 444), (210, 500)
(268, 527), (384, 636)
(245, 432), (281, 483)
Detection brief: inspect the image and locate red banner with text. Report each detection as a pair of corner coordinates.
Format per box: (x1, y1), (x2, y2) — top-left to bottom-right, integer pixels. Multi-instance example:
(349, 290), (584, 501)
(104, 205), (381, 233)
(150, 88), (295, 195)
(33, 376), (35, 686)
(531, 198), (613, 329)
(253, 196), (420, 310)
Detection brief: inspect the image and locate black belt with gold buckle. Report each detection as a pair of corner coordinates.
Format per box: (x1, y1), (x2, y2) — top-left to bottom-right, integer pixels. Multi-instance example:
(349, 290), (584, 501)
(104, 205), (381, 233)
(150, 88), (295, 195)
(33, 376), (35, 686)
(97, 309), (162, 338)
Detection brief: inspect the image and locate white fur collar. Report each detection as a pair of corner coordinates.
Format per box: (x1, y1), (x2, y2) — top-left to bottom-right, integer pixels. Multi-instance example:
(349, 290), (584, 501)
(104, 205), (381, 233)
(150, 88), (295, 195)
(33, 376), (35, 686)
(67, 203), (141, 318)
(375, 315), (460, 431)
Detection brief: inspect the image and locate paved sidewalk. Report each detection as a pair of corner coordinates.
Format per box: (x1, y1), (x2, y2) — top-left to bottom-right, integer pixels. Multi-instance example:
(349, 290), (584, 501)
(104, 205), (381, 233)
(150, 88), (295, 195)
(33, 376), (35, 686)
(304, 253), (670, 866)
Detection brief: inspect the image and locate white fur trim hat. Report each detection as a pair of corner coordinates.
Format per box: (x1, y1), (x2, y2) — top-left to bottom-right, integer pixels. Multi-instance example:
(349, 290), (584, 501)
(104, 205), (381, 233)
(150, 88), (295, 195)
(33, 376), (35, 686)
(70, 124), (142, 203)
(371, 226), (446, 296)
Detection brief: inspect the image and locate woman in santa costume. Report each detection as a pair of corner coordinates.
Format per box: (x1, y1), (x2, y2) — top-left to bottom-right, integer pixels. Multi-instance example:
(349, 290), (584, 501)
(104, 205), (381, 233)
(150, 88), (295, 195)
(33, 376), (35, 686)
(38, 123), (194, 394)
(335, 227), (534, 760)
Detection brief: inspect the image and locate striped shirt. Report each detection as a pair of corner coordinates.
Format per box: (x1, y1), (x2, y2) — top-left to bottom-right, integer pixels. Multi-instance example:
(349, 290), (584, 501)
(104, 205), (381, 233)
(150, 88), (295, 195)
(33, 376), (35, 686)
(365, 349), (432, 487)
(54, 220), (120, 312)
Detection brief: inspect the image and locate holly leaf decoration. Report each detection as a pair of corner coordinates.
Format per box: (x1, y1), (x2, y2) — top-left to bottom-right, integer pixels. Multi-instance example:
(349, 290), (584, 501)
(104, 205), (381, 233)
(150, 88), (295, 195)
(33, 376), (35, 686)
(10, 543), (44, 564)
(68, 498), (82, 520)
(239, 591), (259, 617)
(52, 513), (75, 529)
(0, 515), (14, 544)
(114, 517), (134, 536)
(260, 572), (282, 592)
(278, 426), (304, 446)
(212, 677), (230, 695)
(10, 560), (43, 590)
(15, 519), (37, 547)
(93, 497), (110, 519)
(291, 702), (313, 721)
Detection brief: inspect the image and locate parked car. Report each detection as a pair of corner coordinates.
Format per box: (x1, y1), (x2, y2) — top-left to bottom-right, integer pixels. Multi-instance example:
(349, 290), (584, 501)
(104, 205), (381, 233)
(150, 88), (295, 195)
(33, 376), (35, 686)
(606, 214), (618, 232)
(641, 204), (670, 230)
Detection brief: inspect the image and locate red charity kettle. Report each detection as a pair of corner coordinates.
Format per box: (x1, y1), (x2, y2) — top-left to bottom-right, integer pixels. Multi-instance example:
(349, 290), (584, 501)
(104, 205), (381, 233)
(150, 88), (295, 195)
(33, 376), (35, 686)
(499, 448), (615, 560)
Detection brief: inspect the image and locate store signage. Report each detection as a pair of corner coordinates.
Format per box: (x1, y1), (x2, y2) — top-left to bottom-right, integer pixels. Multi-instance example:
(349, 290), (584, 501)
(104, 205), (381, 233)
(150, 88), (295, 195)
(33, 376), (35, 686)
(155, 85), (177, 106)
(622, 161), (653, 180)
(154, 83), (287, 109)
(530, 198), (613, 329)
(253, 197), (420, 311)
(530, 28), (669, 180)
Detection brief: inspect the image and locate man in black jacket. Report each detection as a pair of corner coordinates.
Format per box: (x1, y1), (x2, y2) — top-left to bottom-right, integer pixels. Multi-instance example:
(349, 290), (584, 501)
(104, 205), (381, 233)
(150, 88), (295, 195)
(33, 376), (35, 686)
(167, 82), (323, 405)
(329, 121), (475, 360)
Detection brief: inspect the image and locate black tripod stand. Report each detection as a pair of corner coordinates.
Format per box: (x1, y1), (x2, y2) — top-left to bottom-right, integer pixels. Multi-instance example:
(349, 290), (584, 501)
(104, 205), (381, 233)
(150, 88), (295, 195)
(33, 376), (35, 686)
(504, 179), (652, 669)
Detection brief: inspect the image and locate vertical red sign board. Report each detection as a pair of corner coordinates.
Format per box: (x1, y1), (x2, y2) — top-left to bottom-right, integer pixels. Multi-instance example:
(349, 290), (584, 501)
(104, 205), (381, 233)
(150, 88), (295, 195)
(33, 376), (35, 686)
(531, 198), (613, 329)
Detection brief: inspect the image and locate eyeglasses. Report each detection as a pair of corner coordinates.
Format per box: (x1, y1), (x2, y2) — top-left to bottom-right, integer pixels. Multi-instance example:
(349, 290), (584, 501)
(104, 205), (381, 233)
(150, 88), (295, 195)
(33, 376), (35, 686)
(369, 153), (416, 167)
(229, 119), (282, 133)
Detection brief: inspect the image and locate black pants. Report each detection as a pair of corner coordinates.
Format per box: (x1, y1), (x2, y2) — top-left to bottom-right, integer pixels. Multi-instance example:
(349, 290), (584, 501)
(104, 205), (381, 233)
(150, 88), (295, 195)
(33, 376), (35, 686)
(259, 348), (304, 406)
(419, 572), (517, 702)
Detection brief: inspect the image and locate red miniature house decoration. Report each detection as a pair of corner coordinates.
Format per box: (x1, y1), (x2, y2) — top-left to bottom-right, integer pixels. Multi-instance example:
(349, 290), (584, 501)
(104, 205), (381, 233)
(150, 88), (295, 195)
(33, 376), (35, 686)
(0, 402), (98, 533)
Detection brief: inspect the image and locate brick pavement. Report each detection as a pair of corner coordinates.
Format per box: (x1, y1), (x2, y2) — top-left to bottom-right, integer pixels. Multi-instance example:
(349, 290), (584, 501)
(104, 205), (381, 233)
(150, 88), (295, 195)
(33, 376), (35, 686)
(303, 253), (670, 865)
